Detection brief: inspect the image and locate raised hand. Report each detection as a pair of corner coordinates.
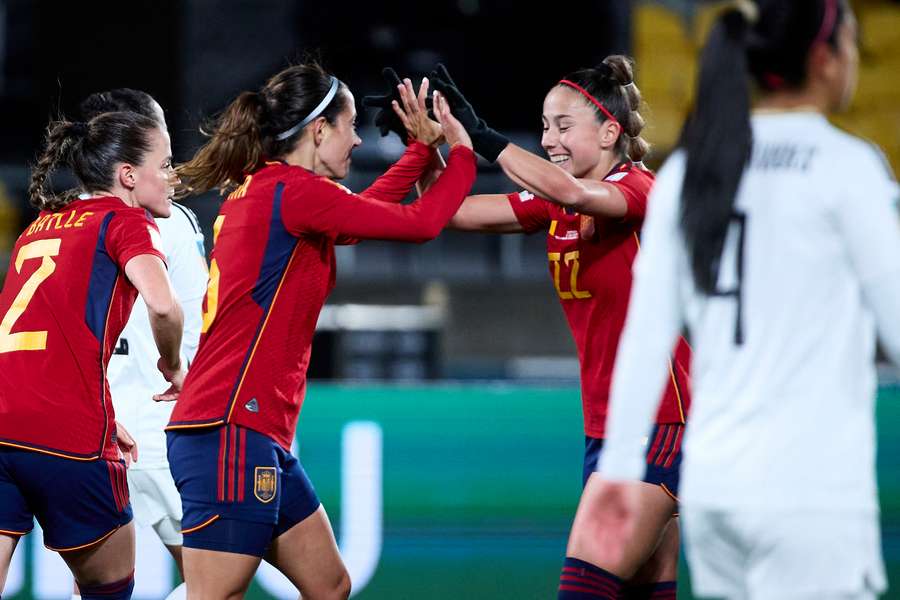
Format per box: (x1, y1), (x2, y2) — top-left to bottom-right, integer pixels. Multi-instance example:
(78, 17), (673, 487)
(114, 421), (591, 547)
(427, 64), (509, 162)
(393, 77), (444, 147)
(361, 67), (412, 145)
(432, 90), (472, 151)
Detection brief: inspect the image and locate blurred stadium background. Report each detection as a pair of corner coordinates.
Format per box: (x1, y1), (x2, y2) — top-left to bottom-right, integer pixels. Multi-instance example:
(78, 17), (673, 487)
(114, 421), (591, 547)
(0, 0), (898, 597)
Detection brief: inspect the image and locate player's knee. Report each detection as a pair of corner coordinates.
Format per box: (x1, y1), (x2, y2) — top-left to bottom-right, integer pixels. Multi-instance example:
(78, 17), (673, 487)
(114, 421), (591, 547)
(76, 570), (134, 600)
(330, 568), (352, 600)
(307, 567), (351, 600)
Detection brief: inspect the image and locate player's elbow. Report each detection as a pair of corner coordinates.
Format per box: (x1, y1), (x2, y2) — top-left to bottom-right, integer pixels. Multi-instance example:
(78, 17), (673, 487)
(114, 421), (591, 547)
(555, 184), (588, 210)
(144, 293), (180, 321)
(414, 219), (444, 243)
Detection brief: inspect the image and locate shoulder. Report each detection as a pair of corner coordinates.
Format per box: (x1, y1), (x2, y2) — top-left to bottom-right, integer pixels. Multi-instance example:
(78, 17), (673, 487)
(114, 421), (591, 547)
(164, 202), (201, 235)
(108, 205), (157, 229)
(840, 135), (895, 182)
(263, 163), (355, 199)
(604, 161), (656, 198)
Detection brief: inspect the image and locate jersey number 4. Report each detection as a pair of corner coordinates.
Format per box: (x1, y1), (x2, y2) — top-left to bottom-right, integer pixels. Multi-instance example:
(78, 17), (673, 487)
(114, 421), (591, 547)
(712, 212), (747, 345)
(0, 238), (61, 353)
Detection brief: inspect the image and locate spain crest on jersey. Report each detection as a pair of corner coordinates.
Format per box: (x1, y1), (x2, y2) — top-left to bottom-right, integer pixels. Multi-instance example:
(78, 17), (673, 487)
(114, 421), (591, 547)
(254, 466), (277, 503)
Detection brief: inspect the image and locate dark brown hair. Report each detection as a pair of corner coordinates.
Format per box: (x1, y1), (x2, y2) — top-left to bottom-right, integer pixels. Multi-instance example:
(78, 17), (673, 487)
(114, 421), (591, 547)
(178, 62), (349, 195)
(28, 112), (159, 212)
(558, 55), (650, 162)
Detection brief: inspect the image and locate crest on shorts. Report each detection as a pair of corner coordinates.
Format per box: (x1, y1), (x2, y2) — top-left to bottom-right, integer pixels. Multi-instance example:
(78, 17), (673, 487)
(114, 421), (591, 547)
(254, 466), (277, 503)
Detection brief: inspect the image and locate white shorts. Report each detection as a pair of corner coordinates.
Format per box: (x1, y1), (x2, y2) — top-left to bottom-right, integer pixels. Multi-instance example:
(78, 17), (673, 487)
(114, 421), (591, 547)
(127, 467), (183, 546)
(682, 507), (886, 600)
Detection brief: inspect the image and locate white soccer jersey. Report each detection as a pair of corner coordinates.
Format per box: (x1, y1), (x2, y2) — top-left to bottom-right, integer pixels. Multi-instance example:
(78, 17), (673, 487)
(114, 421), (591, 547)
(600, 112), (900, 511)
(108, 203), (208, 470)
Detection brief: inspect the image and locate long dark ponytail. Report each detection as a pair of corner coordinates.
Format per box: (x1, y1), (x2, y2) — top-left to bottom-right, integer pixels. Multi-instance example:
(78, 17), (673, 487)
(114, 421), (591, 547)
(29, 112), (158, 212)
(679, 7), (754, 294)
(680, 0), (846, 293)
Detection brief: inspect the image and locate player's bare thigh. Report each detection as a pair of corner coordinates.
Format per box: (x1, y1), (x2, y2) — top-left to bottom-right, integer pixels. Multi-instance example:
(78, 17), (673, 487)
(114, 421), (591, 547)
(265, 505), (350, 600)
(182, 546), (262, 600)
(567, 472), (677, 579)
(0, 533), (19, 590)
(58, 522), (135, 586)
(629, 516), (679, 584)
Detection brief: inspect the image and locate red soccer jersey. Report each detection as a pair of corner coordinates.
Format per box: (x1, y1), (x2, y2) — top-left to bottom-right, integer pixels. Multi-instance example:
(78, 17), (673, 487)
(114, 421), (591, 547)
(168, 143), (476, 449)
(0, 198), (166, 460)
(508, 162), (691, 438)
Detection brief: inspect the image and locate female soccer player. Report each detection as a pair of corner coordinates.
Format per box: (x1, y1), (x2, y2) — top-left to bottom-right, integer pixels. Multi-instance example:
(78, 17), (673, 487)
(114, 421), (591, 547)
(404, 57), (691, 599)
(166, 62), (475, 598)
(0, 111), (186, 598)
(598, 1), (900, 598)
(80, 88), (207, 591)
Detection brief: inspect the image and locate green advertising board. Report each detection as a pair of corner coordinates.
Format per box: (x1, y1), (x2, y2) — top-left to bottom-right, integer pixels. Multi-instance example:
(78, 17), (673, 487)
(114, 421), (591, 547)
(5, 384), (900, 598)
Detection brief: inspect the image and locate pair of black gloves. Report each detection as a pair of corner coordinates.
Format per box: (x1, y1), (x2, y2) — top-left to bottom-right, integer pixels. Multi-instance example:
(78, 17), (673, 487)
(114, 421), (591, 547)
(361, 65), (509, 163)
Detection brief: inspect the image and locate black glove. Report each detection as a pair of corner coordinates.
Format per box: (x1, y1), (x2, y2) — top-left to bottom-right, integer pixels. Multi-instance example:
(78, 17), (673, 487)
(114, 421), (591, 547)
(361, 67), (409, 145)
(428, 64), (509, 162)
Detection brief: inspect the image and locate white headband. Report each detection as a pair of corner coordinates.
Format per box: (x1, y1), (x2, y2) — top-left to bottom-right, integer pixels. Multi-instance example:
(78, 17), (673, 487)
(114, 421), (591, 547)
(275, 76), (340, 141)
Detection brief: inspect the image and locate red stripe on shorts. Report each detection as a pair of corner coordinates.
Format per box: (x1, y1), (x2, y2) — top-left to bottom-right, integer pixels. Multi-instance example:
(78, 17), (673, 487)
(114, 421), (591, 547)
(106, 462), (122, 512)
(119, 463), (130, 506)
(228, 424), (237, 502)
(663, 426), (683, 468)
(646, 426), (665, 465)
(654, 425), (675, 466)
(217, 426), (227, 502)
(238, 427), (247, 502)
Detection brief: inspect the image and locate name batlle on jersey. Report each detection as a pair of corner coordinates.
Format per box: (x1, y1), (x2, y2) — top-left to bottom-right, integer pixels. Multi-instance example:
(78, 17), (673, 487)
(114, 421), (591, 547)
(25, 207), (96, 237)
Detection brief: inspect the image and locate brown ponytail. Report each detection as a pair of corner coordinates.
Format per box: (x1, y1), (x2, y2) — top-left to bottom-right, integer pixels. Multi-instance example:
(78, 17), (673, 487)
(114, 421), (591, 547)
(177, 62), (349, 197)
(177, 92), (264, 196)
(601, 55), (651, 162)
(29, 112), (157, 212)
(559, 54), (651, 163)
(28, 121), (82, 211)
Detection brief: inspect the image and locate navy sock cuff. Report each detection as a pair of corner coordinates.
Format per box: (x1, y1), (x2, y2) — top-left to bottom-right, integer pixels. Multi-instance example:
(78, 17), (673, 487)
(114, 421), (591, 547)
(77, 570), (135, 600)
(558, 556), (623, 599)
(623, 580), (677, 599)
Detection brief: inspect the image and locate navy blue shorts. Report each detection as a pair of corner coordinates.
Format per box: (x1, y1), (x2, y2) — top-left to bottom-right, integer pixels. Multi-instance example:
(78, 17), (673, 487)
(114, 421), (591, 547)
(167, 424), (320, 557)
(0, 447), (133, 551)
(583, 423), (684, 499)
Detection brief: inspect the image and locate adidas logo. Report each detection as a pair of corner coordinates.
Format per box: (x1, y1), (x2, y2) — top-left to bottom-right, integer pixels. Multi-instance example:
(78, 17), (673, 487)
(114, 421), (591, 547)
(245, 398), (259, 413)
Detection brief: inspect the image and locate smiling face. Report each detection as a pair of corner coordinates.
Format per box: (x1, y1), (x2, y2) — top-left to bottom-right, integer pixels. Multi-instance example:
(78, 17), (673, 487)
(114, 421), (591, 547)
(541, 86), (614, 179)
(315, 89), (362, 180)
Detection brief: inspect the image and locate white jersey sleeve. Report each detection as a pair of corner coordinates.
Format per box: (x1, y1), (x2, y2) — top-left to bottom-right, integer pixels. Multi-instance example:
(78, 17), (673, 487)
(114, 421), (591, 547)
(599, 152), (688, 481)
(163, 203), (208, 365)
(831, 145), (900, 365)
(109, 203), (208, 469)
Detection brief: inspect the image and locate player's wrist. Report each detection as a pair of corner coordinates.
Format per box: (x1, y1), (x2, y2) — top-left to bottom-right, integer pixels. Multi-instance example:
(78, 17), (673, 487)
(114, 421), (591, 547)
(160, 356), (182, 375)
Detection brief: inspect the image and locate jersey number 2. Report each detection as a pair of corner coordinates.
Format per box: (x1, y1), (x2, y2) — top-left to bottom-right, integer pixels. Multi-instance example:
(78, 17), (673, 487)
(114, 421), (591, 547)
(0, 238), (61, 353)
